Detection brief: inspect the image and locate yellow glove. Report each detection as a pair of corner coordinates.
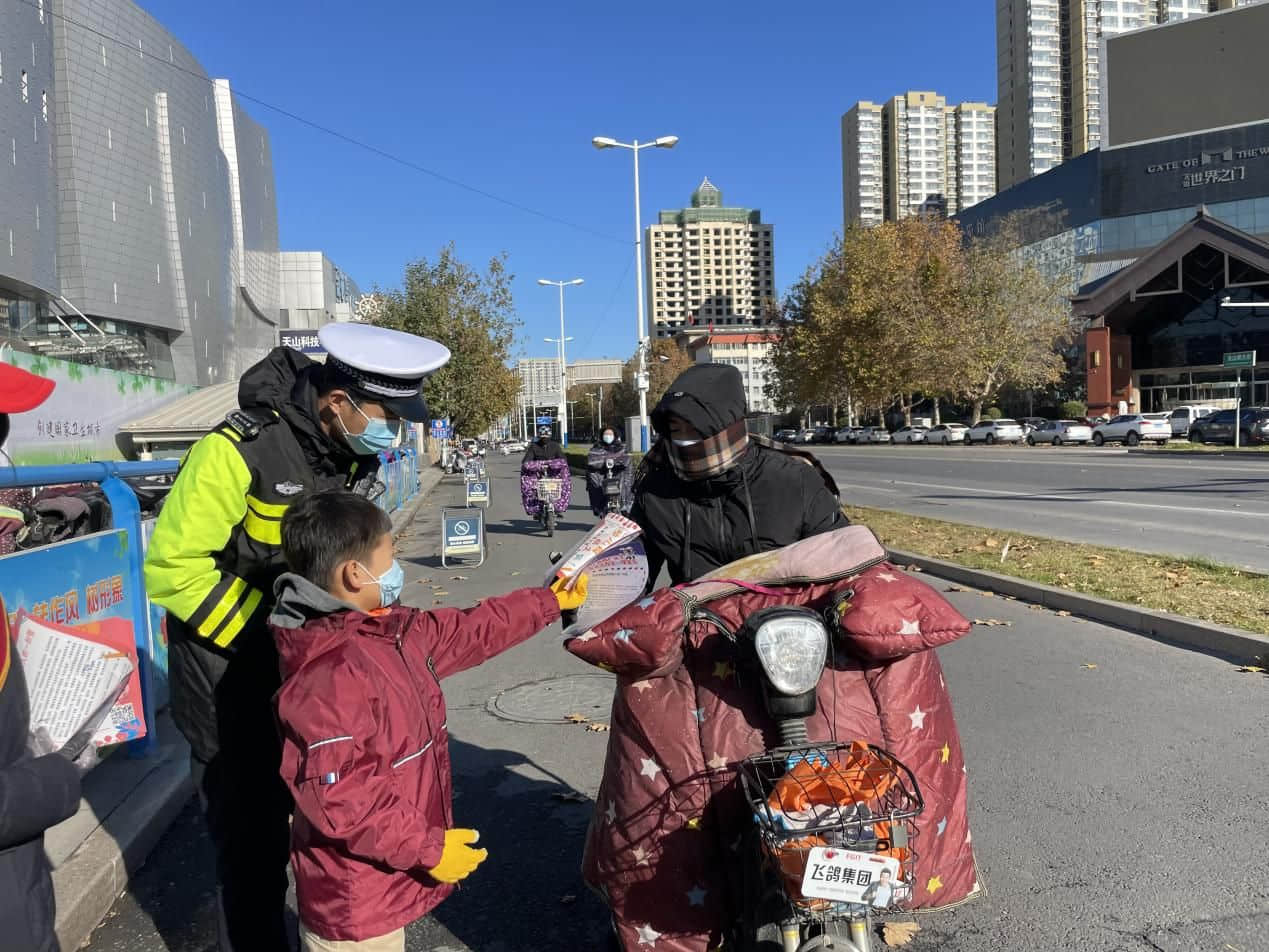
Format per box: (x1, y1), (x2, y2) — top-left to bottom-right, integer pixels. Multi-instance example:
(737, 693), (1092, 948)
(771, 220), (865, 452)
(427, 828), (488, 884)
(551, 574), (589, 612)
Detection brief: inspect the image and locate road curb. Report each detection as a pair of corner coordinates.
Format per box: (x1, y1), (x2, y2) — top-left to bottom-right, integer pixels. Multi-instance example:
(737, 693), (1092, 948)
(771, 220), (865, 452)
(51, 719), (194, 952)
(1127, 448), (1269, 461)
(887, 548), (1269, 662)
(391, 463), (443, 536)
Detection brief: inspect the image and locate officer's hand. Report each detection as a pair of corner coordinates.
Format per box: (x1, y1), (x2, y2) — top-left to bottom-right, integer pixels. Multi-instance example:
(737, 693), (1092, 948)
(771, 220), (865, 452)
(427, 828), (488, 884)
(550, 574), (588, 612)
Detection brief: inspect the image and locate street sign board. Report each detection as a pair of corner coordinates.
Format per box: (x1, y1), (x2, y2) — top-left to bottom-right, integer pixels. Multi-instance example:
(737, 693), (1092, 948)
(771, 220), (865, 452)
(278, 329), (326, 354)
(536, 416), (555, 425)
(441, 507), (484, 567)
(466, 480), (490, 506)
(1223, 350), (1256, 368)
(430, 419), (452, 440)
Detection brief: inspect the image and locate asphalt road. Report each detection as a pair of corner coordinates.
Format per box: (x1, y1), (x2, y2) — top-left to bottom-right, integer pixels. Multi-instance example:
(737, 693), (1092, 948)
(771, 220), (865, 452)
(816, 444), (1269, 572)
(82, 457), (1269, 952)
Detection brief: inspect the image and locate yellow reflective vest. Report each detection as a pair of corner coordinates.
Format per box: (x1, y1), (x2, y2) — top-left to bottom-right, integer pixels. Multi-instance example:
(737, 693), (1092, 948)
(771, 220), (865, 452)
(144, 412), (375, 650)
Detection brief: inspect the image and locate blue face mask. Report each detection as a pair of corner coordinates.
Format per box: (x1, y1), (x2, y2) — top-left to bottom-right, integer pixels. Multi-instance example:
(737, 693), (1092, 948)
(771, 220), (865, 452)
(360, 559), (405, 608)
(339, 397), (401, 455)
(602, 433), (615, 445)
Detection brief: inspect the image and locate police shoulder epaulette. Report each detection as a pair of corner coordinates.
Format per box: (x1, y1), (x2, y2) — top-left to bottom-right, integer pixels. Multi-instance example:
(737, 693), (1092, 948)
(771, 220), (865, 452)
(223, 409), (274, 441)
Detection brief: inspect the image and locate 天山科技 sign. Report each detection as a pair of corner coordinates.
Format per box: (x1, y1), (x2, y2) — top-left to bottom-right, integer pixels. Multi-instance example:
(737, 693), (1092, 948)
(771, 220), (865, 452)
(278, 329), (326, 355)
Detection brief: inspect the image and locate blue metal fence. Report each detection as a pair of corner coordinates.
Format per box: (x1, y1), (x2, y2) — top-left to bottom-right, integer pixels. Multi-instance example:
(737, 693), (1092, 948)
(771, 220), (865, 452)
(0, 445), (425, 761)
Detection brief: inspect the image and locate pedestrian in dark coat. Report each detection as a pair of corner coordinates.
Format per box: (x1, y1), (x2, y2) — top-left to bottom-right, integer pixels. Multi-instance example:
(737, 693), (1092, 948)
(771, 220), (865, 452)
(0, 361), (95, 952)
(631, 363), (845, 584)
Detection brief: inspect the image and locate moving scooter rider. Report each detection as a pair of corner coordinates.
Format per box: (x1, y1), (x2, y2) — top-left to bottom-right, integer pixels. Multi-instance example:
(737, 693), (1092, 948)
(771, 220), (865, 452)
(144, 322), (449, 952)
(522, 425), (565, 464)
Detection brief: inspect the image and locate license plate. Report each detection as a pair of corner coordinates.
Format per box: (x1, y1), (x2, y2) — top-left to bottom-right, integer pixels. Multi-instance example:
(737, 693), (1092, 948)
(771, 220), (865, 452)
(800, 848), (903, 906)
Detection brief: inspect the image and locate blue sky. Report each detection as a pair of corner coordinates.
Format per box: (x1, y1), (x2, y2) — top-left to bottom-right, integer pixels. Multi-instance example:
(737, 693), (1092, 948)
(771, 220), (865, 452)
(137, 0), (995, 364)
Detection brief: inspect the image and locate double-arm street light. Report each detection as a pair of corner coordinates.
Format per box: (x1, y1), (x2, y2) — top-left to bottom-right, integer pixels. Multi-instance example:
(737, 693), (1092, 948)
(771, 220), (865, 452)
(592, 134), (679, 451)
(538, 277), (583, 446)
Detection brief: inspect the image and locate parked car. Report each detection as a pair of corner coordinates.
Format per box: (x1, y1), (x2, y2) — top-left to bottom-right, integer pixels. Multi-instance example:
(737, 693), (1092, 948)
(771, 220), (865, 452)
(833, 426), (853, 444)
(861, 426), (892, 444)
(1018, 417), (1049, 436)
(500, 439), (528, 455)
(792, 429), (816, 444)
(812, 426), (835, 444)
(1167, 405), (1220, 438)
(774, 428), (798, 444)
(965, 419), (1024, 444)
(1091, 413), (1171, 446)
(1188, 406), (1269, 445)
(925, 423), (968, 445)
(893, 425), (929, 444)
(1026, 419), (1093, 446)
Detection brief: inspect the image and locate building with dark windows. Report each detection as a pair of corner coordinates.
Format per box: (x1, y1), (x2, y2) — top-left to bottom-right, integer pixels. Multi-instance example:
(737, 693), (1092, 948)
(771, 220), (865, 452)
(959, 118), (1269, 416)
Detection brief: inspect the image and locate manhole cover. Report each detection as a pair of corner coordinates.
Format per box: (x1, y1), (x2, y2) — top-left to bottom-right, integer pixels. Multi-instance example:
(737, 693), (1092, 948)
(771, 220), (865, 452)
(487, 673), (616, 724)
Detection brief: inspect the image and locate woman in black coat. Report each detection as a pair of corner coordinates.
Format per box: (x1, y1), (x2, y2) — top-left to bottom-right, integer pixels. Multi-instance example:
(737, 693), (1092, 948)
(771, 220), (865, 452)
(631, 363), (845, 585)
(0, 366), (100, 952)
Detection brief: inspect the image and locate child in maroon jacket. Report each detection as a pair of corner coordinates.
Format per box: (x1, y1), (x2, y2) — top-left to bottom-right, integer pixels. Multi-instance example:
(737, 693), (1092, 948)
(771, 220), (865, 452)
(270, 491), (586, 951)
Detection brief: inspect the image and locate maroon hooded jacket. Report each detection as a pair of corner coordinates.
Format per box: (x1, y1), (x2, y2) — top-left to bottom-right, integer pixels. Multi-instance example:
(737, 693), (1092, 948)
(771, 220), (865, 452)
(270, 574), (559, 941)
(566, 525), (979, 952)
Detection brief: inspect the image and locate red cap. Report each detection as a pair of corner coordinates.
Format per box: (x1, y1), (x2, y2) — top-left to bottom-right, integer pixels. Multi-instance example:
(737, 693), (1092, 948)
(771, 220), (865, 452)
(0, 361), (55, 413)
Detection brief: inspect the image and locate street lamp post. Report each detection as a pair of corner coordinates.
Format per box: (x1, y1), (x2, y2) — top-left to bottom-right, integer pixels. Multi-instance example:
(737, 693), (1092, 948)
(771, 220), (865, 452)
(539, 278), (583, 447)
(592, 133), (679, 451)
(544, 335), (574, 443)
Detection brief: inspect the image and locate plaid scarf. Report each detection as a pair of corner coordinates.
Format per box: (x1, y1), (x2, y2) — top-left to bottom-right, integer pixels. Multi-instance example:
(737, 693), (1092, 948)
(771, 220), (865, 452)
(664, 418), (750, 481)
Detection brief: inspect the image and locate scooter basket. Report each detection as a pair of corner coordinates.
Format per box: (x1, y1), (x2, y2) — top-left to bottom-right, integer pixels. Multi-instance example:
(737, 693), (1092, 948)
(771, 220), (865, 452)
(738, 741), (923, 921)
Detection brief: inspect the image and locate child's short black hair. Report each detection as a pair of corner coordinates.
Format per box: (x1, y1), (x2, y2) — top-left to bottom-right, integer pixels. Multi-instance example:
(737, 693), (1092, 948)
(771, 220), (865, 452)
(281, 491), (393, 590)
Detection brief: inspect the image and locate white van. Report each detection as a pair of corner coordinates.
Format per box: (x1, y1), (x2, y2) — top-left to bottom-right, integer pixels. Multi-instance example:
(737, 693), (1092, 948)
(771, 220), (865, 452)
(1167, 405), (1220, 437)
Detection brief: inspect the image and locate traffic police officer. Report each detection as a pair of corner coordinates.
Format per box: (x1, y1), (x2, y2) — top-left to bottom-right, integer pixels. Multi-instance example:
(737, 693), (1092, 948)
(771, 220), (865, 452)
(144, 322), (449, 951)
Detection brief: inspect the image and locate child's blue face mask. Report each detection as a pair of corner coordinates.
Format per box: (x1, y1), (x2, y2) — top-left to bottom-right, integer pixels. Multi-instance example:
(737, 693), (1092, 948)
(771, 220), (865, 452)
(359, 559), (405, 607)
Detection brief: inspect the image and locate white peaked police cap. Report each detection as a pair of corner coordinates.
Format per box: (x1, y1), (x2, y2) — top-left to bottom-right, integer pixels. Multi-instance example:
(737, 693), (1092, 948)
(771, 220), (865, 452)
(318, 323), (451, 422)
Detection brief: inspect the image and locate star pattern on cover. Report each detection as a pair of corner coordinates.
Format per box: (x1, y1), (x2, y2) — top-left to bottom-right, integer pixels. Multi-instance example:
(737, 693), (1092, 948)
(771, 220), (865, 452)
(898, 618), (921, 636)
(937, 817), (947, 836)
(632, 680), (654, 693)
(692, 707), (706, 722)
(707, 753), (728, 771)
(713, 660), (735, 680)
(908, 705), (927, 730)
(632, 846), (651, 867)
(572, 630), (598, 643)
(685, 816), (702, 830)
(877, 571), (898, 583)
(614, 628), (634, 643)
(637, 597), (656, 610)
(927, 875), (943, 895)
(636, 923), (661, 946)
(640, 757), (662, 780)
(940, 742), (951, 764)
(605, 800), (617, 824)
(687, 885), (707, 906)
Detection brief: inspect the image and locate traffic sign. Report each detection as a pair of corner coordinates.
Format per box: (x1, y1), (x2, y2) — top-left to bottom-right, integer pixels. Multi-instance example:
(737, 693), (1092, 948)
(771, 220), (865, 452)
(441, 507), (485, 567)
(430, 418), (452, 440)
(466, 480), (490, 507)
(1223, 350), (1256, 368)
(536, 416), (555, 425)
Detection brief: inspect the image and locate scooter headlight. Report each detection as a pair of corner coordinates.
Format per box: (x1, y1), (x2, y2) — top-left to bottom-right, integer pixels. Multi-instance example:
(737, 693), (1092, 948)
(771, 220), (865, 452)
(750, 607), (828, 696)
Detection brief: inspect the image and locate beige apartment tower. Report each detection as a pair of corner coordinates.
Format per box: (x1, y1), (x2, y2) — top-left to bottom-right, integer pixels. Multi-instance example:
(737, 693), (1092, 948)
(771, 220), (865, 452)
(645, 179), (774, 339)
(842, 93), (995, 228)
(998, 0), (1258, 189)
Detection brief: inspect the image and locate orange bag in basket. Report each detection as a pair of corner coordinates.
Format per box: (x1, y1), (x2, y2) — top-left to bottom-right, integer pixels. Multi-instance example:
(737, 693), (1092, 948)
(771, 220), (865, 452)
(767, 741), (898, 816)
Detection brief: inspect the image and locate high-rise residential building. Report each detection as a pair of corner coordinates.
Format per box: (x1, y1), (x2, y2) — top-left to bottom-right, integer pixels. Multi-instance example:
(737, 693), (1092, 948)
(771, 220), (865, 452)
(999, 0), (1263, 189)
(841, 102), (884, 228)
(678, 328), (780, 413)
(841, 93), (995, 228)
(645, 179), (774, 339)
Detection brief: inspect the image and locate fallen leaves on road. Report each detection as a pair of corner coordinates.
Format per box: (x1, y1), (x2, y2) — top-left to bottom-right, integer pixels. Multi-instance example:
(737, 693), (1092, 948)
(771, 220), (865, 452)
(882, 921), (921, 947)
(586, 722), (611, 732)
(432, 590), (449, 597)
(973, 618), (1013, 627)
(1081, 663), (1098, 670)
(944, 586), (965, 593)
(1056, 610), (1072, 617)
(564, 713), (588, 724)
(1236, 665), (1266, 673)
(450, 575), (469, 581)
